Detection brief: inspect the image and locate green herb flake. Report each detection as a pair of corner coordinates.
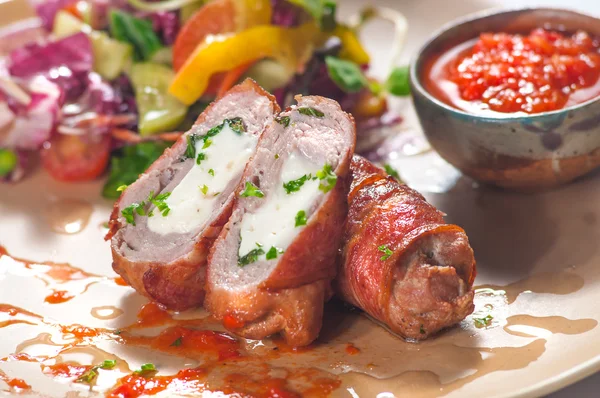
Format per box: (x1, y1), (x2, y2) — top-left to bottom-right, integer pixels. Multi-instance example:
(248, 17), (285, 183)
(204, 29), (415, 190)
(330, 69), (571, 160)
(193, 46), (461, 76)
(100, 360), (117, 370)
(325, 56), (368, 93)
(76, 360), (117, 384)
(378, 245), (393, 261)
(184, 118), (245, 160)
(275, 154), (280, 159)
(185, 134), (199, 159)
(473, 314), (494, 329)
(113, 329), (122, 335)
(227, 117), (245, 134)
(170, 337), (183, 347)
(196, 152), (206, 165)
(238, 243), (265, 267)
(283, 174), (311, 194)
(276, 115), (290, 127)
(316, 164), (337, 193)
(76, 368), (98, 384)
(135, 363), (157, 376)
(149, 191), (171, 217)
(208, 168), (215, 176)
(295, 210), (308, 227)
(0, 148), (18, 177)
(420, 325), (426, 335)
(386, 65), (411, 97)
(240, 181), (264, 198)
(266, 246), (284, 261)
(298, 107), (324, 118)
(383, 164), (401, 181)
(200, 185), (209, 195)
(122, 203), (144, 225)
(116, 184), (128, 192)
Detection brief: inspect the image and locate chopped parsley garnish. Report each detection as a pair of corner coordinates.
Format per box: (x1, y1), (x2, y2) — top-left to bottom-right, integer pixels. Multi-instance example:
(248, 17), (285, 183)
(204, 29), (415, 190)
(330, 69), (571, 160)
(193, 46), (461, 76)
(316, 164), (337, 193)
(135, 363), (157, 376)
(149, 191), (171, 217)
(185, 134), (200, 159)
(384, 164), (401, 181)
(170, 337), (183, 347)
(121, 191), (171, 224)
(121, 202), (146, 225)
(116, 184), (128, 192)
(238, 242), (265, 267)
(295, 210), (307, 227)
(420, 325), (426, 335)
(276, 115), (290, 127)
(227, 117), (245, 134)
(298, 107), (324, 118)
(76, 368), (98, 384)
(200, 185), (209, 195)
(240, 181), (264, 198)
(196, 152), (206, 165)
(208, 168), (215, 176)
(473, 314), (493, 328)
(76, 360), (117, 384)
(378, 245), (393, 261)
(266, 246), (284, 260)
(185, 118), (245, 159)
(283, 174), (311, 194)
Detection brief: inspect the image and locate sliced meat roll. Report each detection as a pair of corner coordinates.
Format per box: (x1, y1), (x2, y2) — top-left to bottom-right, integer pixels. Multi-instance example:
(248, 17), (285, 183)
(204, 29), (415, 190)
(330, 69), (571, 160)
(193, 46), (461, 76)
(106, 79), (279, 310)
(206, 96), (356, 346)
(337, 155), (476, 340)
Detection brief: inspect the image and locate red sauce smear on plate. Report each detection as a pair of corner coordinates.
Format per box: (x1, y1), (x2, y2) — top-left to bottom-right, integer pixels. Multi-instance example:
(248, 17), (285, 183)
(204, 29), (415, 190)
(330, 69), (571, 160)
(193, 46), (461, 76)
(423, 28), (600, 115)
(345, 343), (360, 355)
(0, 247), (341, 397)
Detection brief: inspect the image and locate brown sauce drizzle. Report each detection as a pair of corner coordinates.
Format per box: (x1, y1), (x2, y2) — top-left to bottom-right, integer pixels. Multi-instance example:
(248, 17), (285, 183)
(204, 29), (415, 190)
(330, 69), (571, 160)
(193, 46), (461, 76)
(0, 246), (596, 397)
(475, 270), (585, 304)
(504, 315), (598, 338)
(44, 199), (93, 235)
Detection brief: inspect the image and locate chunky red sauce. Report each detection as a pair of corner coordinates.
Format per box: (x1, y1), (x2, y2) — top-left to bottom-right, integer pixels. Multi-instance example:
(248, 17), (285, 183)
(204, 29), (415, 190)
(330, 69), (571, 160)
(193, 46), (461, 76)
(424, 28), (600, 114)
(345, 343), (360, 355)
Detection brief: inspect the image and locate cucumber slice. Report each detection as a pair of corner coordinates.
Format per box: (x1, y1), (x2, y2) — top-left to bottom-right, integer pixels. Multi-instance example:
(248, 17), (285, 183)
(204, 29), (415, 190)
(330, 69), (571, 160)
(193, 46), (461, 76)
(52, 11), (132, 80)
(90, 32), (133, 80)
(53, 10), (89, 38)
(150, 46), (173, 66)
(130, 63), (188, 136)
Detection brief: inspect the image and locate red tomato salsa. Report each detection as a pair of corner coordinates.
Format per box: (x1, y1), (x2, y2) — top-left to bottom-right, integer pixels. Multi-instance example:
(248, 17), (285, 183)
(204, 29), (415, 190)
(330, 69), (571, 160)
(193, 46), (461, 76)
(423, 28), (600, 114)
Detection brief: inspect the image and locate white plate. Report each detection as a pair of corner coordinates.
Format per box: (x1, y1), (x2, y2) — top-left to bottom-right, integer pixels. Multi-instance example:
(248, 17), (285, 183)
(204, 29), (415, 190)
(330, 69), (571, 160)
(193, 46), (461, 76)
(1, 0), (600, 397)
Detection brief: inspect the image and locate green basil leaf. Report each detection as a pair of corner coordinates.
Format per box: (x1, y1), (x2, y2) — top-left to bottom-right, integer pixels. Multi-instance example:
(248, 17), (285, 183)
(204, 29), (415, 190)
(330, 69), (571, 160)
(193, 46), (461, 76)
(325, 56), (368, 93)
(386, 65), (411, 96)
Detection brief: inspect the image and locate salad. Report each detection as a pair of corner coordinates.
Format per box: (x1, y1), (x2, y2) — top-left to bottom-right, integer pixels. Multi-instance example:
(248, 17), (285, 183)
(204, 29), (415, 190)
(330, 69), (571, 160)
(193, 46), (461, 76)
(0, 0), (409, 198)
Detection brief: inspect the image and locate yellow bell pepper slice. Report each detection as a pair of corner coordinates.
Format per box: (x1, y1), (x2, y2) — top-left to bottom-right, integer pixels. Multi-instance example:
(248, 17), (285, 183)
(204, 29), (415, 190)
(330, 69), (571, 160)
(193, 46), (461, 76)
(334, 25), (370, 65)
(169, 23), (320, 105)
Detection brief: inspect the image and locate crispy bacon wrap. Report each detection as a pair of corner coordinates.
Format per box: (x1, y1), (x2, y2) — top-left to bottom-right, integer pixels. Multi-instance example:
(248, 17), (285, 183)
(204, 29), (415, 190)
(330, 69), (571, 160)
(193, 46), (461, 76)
(337, 155), (476, 339)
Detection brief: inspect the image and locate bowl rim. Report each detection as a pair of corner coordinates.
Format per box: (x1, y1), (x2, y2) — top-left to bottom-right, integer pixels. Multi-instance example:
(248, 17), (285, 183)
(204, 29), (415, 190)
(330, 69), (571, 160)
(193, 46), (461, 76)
(409, 6), (600, 122)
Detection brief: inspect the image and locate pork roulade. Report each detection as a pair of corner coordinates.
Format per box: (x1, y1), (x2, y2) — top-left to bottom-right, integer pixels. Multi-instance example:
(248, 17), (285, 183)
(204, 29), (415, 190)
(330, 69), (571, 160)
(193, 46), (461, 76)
(106, 79), (279, 310)
(336, 155), (476, 340)
(205, 96), (356, 346)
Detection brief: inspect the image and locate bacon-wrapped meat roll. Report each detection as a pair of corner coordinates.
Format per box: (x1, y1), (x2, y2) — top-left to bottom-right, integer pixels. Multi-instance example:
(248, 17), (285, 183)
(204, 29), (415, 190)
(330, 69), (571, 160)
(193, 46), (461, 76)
(106, 80), (279, 310)
(336, 155), (476, 339)
(206, 96), (356, 346)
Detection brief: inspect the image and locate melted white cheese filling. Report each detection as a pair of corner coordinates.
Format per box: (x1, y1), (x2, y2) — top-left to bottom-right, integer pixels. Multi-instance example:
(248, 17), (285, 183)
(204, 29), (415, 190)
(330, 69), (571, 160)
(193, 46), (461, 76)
(238, 152), (323, 259)
(147, 122), (257, 235)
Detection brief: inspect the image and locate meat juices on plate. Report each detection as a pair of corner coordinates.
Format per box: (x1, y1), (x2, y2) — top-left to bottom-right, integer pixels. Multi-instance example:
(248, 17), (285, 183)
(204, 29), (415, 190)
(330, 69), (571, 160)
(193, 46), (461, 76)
(106, 79), (280, 310)
(205, 96), (356, 346)
(336, 155), (476, 340)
